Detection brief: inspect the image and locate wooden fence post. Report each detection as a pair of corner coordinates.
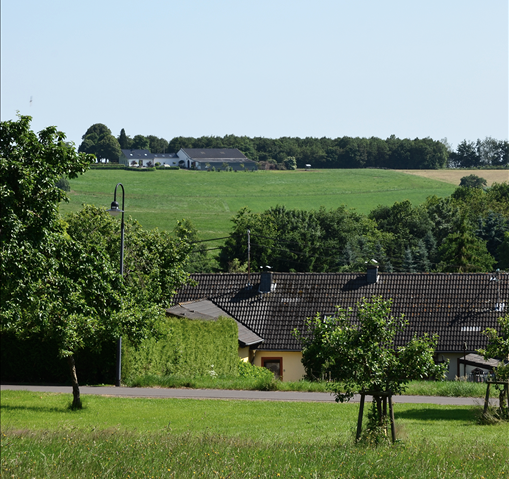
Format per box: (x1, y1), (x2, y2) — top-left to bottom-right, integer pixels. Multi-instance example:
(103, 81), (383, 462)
(388, 395), (396, 443)
(483, 382), (491, 415)
(356, 394), (365, 442)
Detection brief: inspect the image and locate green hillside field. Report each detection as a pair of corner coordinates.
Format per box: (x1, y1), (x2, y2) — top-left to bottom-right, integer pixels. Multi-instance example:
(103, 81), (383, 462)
(60, 168), (457, 240)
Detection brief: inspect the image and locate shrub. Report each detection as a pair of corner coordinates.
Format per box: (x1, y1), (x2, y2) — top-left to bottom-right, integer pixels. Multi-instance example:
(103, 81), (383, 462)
(56, 177), (70, 192)
(238, 360), (274, 380)
(459, 174), (487, 188)
(284, 157), (297, 170)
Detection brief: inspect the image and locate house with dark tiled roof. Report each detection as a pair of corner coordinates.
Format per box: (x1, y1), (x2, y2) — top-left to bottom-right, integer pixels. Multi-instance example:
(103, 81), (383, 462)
(119, 148), (257, 171)
(171, 268), (507, 381)
(177, 148), (257, 171)
(120, 149), (179, 167)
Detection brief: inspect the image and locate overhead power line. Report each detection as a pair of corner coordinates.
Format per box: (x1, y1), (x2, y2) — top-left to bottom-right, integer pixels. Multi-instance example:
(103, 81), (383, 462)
(190, 236), (230, 244)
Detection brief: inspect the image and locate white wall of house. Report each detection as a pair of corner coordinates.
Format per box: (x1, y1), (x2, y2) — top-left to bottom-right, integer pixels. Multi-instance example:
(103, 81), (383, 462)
(154, 155), (179, 167)
(439, 353), (468, 380)
(176, 149), (193, 169)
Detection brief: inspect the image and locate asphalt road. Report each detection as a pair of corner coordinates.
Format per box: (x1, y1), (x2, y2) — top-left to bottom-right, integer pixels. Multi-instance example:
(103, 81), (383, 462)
(1, 384), (491, 406)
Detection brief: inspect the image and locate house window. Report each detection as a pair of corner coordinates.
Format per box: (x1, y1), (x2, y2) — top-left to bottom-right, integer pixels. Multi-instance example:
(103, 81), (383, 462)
(261, 357), (283, 380)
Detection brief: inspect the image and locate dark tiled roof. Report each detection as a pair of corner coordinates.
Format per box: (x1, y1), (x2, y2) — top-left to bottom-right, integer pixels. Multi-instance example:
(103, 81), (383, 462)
(121, 149), (155, 160)
(172, 272), (507, 353)
(180, 148), (253, 161)
(121, 149), (177, 160)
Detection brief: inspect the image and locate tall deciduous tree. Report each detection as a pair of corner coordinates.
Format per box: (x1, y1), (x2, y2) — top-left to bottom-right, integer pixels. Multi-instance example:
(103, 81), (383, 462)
(131, 135), (150, 151)
(1, 116), (95, 407)
(79, 123), (121, 163)
(96, 135), (122, 163)
(0, 115), (91, 247)
(0, 116), (191, 408)
(147, 135), (169, 154)
(65, 205), (192, 309)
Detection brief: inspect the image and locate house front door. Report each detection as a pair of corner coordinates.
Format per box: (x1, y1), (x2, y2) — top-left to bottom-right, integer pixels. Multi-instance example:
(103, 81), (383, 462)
(262, 357), (283, 381)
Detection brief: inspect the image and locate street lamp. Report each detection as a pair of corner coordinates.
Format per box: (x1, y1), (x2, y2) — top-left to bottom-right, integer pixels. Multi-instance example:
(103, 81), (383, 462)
(107, 183), (125, 387)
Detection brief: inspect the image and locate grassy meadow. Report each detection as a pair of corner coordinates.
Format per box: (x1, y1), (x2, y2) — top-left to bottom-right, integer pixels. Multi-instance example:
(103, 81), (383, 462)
(60, 169), (457, 240)
(2, 390), (508, 478)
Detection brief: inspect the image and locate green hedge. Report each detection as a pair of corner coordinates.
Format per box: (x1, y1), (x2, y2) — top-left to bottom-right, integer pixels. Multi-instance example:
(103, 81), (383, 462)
(89, 164), (127, 170)
(123, 167), (156, 172)
(122, 315), (239, 381)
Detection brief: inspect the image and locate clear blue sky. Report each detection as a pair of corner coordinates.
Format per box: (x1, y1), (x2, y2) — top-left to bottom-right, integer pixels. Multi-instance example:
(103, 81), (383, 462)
(2, 0), (507, 149)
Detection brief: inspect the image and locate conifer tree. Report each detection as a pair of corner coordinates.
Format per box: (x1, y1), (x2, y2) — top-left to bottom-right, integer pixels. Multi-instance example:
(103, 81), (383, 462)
(439, 219), (495, 272)
(118, 128), (131, 149)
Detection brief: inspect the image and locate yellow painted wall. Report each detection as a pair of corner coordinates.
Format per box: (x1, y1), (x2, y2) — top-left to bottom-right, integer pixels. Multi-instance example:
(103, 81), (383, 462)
(253, 350), (305, 382)
(238, 347), (250, 362)
(249, 349), (464, 382)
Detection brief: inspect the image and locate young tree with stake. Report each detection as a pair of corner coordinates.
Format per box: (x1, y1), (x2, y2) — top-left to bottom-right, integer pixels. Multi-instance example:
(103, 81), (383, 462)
(295, 296), (448, 441)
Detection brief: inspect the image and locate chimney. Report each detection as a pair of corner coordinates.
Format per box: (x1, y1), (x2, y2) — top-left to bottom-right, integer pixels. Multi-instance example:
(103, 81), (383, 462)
(367, 264), (379, 284)
(259, 271), (276, 293)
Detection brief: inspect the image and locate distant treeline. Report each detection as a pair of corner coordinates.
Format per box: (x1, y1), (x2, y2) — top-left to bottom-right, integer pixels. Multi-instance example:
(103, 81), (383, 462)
(170, 135), (450, 169)
(79, 123), (508, 170)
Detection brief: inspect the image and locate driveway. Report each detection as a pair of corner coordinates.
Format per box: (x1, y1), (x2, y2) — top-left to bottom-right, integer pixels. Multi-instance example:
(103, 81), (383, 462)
(1, 384), (490, 406)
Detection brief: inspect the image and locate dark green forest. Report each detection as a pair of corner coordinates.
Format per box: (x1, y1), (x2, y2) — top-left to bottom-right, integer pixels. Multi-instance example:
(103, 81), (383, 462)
(78, 124), (508, 170)
(185, 182), (509, 274)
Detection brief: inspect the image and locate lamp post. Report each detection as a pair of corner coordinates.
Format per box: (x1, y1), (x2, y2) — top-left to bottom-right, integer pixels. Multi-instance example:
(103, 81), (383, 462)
(107, 183), (125, 387)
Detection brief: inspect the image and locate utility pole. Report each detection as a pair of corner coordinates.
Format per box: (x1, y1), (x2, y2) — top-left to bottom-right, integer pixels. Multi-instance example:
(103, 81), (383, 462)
(247, 229), (251, 287)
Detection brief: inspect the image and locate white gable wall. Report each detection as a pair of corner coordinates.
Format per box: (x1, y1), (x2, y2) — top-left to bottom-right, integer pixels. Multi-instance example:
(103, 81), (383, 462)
(177, 149), (195, 169)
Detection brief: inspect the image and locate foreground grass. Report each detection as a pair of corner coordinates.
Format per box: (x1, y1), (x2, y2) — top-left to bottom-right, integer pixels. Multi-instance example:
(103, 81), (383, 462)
(2, 391), (508, 478)
(3, 429), (508, 478)
(60, 169), (456, 238)
(125, 374), (489, 398)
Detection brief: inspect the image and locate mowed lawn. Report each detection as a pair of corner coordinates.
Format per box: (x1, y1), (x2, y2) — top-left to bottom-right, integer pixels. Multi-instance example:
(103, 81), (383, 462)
(1, 391), (508, 478)
(60, 169), (456, 239)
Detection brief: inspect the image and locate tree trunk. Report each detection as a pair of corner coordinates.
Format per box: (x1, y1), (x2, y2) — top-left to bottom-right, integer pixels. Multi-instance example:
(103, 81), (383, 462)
(67, 355), (82, 409)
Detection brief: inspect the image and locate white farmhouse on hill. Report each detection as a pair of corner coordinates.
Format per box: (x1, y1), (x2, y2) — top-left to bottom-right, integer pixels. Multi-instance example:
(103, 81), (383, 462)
(119, 149), (179, 167)
(119, 148), (257, 171)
